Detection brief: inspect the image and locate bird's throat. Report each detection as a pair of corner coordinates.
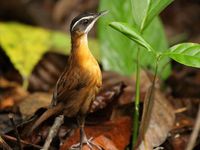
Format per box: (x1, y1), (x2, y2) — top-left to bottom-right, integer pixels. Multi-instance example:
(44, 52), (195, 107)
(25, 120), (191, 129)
(71, 34), (92, 64)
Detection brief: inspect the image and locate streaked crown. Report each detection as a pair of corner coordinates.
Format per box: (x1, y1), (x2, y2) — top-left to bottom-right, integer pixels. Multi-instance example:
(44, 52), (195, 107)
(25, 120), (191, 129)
(70, 11), (108, 34)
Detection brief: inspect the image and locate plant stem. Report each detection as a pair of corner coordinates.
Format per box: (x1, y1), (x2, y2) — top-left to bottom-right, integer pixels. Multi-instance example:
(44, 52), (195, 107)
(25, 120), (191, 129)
(22, 76), (29, 90)
(132, 47), (141, 148)
(132, 24), (145, 148)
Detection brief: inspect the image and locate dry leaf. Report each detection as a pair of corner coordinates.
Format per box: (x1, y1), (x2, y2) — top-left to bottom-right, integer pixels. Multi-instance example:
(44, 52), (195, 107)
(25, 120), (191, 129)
(82, 135), (119, 150)
(60, 117), (131, 150)
(136, 89), (175, 149)
(0, 78), (28, 109)
(89, 82), (125, 113)
(18, 92), (52, 117)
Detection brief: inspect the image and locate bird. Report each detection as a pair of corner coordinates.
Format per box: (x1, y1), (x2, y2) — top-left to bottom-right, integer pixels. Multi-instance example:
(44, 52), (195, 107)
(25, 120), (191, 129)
(26, 11), (108, 149)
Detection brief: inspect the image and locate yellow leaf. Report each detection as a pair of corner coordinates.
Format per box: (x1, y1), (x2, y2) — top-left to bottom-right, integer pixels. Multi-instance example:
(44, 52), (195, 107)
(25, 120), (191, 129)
(0, 22), (50, 79)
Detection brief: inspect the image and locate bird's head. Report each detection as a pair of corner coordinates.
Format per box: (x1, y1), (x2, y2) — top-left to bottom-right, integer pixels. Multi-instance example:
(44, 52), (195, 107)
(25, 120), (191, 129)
(70, 10), (108, 36)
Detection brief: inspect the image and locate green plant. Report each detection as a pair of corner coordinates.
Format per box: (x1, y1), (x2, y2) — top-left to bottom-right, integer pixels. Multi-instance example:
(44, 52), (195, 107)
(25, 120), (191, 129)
(98, 0), (171, 79)
(99, 0), (173, 148)
(109, 1), (200, 149)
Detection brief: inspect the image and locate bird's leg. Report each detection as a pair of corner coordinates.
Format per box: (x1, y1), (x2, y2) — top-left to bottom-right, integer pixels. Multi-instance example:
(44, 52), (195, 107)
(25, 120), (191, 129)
(79, 115), (86, 150)
(70, 115), (102, 150)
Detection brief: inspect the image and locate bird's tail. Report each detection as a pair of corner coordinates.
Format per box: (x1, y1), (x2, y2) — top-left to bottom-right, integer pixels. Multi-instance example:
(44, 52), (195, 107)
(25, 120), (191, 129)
(25, 103), (63, 136)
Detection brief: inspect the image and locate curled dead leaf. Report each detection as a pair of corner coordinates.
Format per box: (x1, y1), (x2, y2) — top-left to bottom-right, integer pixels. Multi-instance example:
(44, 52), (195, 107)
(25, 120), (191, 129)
(89, 82), (125, 113)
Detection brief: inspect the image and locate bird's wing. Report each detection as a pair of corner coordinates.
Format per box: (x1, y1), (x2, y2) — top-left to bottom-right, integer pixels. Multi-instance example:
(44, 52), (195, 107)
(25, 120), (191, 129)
(52, 67), (88, 105)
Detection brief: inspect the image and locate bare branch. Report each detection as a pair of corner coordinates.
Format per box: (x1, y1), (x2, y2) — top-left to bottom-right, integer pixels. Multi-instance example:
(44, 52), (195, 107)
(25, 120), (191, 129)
(42, 115), (64, 150)
(2, 134), (41, 149)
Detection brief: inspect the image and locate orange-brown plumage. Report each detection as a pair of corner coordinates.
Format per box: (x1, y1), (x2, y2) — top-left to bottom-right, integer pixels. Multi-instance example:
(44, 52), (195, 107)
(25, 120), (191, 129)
(27, 12), (107, 149)
(54, 34), (102, 117)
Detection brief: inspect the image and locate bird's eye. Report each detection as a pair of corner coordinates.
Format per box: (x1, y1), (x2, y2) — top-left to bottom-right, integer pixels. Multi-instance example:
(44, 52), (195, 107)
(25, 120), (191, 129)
(83, 19), (89, 24)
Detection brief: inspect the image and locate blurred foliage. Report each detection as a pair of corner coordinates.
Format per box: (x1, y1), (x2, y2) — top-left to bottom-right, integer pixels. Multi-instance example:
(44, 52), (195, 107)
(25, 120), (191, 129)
(0, 22), (99, 85)
(98, 0), (171, 79)
(0, 22), (50, 80)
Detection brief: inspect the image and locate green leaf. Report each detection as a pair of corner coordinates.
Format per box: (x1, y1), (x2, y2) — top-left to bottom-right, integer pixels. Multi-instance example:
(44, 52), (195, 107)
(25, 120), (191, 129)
(0, 22), (50, 78)
(131, 0), (150, 29)
(164, 43), (200, 68)
(131, 0), (173, 30)
(145, 0), (173, 29)
(98, 0), (171, 79)
(109, 22), (155, 53)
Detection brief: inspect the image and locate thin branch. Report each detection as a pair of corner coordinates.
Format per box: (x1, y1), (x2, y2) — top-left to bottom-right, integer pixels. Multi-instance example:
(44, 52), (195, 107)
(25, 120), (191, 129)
(8, 113), (22, 150)
(42, 115), (64, 150)
(186, 104), (200, 150)
(2, 134), (42, 149)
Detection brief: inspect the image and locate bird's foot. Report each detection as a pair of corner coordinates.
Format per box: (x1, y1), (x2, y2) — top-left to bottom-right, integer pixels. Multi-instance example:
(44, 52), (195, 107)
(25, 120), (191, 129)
(69, 137), (102, 150)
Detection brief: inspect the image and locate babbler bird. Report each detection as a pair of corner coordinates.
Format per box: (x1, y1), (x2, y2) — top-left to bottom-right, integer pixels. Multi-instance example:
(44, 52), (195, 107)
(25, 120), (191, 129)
(28, 11), (108, 149)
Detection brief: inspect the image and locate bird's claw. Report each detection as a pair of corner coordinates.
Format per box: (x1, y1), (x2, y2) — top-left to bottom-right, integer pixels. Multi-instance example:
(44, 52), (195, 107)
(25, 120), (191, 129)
(69, 137), (102, 150)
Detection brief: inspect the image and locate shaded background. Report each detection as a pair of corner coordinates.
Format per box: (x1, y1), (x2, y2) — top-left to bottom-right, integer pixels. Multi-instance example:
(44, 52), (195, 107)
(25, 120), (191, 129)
(0, 0), (200, 150)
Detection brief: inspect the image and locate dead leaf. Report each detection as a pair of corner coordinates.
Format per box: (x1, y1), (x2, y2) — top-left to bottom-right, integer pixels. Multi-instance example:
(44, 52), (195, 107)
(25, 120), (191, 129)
(0, 97), (14, 109)
(0, 78), (28, 109)
(135, 71), (175, 150)
(60, 117), (131, 150)
(18, 92), (52, 117)
(90, 82), (125, 113)
(82, 135), (119, 150)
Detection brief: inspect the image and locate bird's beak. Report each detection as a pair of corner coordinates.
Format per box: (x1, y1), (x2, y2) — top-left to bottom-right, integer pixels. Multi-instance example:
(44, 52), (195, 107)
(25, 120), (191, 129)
(97, 10), (109, 18)
(84, 10), (109, 34)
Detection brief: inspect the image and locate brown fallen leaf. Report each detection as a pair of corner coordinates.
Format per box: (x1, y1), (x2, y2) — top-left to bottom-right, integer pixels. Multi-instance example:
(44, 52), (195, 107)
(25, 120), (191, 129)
(87, 82), (125, 123)
(18, 92), (52, 117)
(0, 97), (14, 109)
(135, 71), (175, 150)
(89, 82), (125, 113)
(82, 135), (119, 150)
(60, 117), (131, 150)
(0, 77), (28, 109)
(29, 52), (67, 92)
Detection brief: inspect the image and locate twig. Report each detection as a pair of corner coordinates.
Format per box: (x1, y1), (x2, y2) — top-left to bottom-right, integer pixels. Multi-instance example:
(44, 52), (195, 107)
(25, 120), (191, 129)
(2, 134), (42, 149)
(185, 104), (200, 150)
(8, 113), (22, 150)
(42, 115), (64, 150)
(0, 136), (13, 150)
(174, 107), (187, 114)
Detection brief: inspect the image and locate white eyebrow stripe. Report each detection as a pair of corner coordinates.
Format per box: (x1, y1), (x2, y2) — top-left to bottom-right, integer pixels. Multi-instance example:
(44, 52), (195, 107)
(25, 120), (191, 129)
(71, 16), (94, 31)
